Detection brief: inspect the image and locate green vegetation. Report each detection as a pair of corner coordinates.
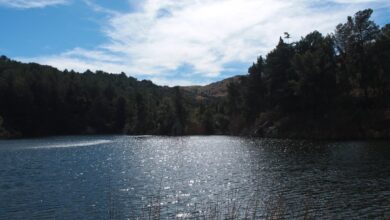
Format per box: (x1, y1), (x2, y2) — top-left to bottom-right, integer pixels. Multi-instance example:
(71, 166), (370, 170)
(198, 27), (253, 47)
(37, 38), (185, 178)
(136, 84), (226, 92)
(0, 56), (190, 137)
(0, 9), (389, 139)
(225, 9), (390, 139)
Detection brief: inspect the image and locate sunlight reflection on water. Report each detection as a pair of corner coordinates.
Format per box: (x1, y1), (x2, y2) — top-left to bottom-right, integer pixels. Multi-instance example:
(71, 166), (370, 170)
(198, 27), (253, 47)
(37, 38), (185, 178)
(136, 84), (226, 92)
(0, 136), (389, 219)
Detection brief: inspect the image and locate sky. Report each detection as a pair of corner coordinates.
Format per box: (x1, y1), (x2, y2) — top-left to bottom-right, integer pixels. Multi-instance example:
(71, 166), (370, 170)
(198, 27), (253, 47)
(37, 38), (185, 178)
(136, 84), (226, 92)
(0, 0), (389, 86)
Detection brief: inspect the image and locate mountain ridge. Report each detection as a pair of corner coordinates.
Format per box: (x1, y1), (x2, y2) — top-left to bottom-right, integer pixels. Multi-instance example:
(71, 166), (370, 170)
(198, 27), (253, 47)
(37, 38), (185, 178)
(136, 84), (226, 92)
(1, 9), (389, 139)
(180, 76), (241, 99)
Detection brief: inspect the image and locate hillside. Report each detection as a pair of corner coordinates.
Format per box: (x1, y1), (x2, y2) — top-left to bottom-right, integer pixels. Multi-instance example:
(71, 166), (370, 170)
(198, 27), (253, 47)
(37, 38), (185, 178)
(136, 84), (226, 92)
(0, 56), (190, 137)
(0, 9), (389, 139)
(181, 76), (241, 99)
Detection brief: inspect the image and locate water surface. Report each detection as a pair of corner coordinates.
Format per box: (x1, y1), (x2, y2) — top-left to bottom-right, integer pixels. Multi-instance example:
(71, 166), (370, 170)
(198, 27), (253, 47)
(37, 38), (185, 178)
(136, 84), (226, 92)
(0, 136), (389, 219)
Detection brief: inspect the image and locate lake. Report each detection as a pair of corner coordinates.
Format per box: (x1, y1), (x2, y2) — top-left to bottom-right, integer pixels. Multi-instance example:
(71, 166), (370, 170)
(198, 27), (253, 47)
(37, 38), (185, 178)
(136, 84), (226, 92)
(0, 136), (389, 219)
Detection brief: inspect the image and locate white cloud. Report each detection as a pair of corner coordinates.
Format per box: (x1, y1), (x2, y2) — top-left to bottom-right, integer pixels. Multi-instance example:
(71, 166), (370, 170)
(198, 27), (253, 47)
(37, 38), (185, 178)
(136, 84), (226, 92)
(20, 0), (389, 85)
(149, 77), (211, 87)
(0, 0), (69, 8)
(82, 0), (118, 15)
(331, 0), (381, 3)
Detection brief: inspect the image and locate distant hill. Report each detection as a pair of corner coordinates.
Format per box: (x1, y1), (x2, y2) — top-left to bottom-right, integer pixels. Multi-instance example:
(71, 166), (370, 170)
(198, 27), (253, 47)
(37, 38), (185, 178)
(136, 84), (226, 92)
(1, 9), (389, 139)
(181, 76), (241, 99)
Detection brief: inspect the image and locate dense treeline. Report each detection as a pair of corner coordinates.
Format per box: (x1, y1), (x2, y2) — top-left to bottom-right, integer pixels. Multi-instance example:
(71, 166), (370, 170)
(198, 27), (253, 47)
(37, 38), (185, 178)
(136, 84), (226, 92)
(226, 9), (390, 139)
(0, 9), (389, 139)
(0, 55), (232, 138)
(0, 59), (190, 137)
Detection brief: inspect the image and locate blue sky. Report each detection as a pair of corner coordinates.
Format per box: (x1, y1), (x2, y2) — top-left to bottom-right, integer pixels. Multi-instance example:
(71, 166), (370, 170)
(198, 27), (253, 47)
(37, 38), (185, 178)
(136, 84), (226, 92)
(0, 0), (389, 86)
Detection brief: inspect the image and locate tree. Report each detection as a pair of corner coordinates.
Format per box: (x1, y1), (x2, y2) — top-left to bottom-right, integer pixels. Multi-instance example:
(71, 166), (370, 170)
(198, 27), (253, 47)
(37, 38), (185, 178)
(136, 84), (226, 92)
(291, 32), (337, 116)
(156, 98), (175, 135)
(264, 37), (295, 110)
(135, 93), (147, 134)
(115, 97), (127, 132)
(173, 87), (187, 135)
(243, 56), (266, 118)
(334, 9), (380, 54)
(227, 82), (241, 115)
(334, 8), (381, 96)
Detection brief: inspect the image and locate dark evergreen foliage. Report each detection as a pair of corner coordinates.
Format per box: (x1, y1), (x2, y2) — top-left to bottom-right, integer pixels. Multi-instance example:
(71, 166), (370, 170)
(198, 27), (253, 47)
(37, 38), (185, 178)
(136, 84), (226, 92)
(226, 9), (390, 139)
(0, 56), (188, 137)
(0, 9), (389, 139)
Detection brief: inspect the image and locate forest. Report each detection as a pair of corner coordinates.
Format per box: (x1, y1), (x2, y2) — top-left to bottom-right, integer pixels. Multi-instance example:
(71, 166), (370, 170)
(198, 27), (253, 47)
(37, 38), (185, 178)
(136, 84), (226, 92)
(0, 58), (193, 137)
(0, 9), (389, 139)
